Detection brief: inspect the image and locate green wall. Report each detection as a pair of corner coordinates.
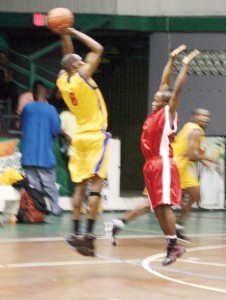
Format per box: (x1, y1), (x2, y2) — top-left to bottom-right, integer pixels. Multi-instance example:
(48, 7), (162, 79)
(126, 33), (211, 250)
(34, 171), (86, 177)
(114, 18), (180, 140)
(1, 13), (226, 32)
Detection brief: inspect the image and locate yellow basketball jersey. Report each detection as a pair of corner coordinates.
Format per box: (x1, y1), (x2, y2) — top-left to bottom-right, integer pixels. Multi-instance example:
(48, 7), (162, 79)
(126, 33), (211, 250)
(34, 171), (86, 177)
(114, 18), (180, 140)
(57, 71), (108, 134)
(172, 122), (204, 171)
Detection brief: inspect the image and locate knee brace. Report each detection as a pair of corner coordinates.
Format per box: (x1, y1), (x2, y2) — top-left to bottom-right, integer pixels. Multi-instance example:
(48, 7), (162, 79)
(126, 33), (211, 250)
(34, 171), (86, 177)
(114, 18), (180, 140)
(89, 191), (101, 197)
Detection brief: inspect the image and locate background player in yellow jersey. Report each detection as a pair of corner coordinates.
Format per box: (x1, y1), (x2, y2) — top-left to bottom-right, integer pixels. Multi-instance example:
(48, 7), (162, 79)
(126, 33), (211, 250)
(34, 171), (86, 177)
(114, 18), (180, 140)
(56, 27), (111, 256)
(172, 108), (217, 242)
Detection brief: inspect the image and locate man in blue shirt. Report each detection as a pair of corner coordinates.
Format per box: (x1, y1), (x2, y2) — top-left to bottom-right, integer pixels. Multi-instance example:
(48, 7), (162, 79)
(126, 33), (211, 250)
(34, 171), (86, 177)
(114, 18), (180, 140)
(20, 81), (62, 216)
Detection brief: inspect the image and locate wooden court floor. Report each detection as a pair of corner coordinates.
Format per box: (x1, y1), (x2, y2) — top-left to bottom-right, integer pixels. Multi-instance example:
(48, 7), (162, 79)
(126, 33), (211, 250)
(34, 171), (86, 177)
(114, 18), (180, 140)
(0, 210), (226, 300)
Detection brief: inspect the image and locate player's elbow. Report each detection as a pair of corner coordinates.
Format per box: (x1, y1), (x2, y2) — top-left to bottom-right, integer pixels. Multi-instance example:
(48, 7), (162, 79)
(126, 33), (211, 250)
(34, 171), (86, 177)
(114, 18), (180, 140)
(90, 43), (104, 59)
(96, 44), (104, 56)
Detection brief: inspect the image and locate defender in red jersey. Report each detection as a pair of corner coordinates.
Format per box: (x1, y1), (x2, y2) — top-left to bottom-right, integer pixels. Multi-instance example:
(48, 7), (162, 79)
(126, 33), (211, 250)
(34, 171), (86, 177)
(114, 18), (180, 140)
(141, 45), (200, 266)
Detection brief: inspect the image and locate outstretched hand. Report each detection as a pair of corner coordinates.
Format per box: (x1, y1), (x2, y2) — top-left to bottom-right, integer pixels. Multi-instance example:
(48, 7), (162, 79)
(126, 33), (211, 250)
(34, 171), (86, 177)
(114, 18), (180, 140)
(182, 49), (200, 65)
(58, 27), (75, 35)
(170, 44), (187, 59)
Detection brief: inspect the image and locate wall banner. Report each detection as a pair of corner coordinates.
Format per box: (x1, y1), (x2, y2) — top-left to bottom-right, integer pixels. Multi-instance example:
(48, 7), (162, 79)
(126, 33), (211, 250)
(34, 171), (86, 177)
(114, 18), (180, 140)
(199, 136), (225, 209)
(0, 138), (21, 173)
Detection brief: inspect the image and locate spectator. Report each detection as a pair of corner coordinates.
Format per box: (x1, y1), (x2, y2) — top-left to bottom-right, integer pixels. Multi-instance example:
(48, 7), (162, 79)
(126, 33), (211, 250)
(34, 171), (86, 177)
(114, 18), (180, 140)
(48, 86), (74, 155)
(20, 81), (63, 216)
(48, 85), (65, 114)
(15, 90), (34, 129)
(0, 50), (18, 113)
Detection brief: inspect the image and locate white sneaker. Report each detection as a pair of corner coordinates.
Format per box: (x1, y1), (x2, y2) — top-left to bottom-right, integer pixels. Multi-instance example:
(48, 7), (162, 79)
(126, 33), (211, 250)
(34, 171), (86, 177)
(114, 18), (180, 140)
(112, 219), (125, 229)
(104, 219), (125, 246)
(104, 222), (115, 244)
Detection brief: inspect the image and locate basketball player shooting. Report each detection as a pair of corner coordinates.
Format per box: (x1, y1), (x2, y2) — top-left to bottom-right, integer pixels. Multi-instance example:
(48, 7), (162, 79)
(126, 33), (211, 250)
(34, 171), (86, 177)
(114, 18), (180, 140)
(49, 18), (111, 257)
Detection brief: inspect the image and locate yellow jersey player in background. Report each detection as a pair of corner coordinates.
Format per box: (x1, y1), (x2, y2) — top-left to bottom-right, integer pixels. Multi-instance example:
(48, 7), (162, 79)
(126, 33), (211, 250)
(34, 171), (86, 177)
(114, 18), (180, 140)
(172, 108), (216, 242)
(56, 27), (111, 257)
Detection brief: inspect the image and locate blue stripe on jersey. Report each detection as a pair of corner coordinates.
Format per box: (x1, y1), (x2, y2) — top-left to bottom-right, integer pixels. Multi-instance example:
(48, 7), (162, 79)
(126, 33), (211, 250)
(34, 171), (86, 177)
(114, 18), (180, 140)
(79, 72), (106, 131)
(94, 89), (106, 130)
(79, 72), (98, 89)
(93, 131), (111, 174)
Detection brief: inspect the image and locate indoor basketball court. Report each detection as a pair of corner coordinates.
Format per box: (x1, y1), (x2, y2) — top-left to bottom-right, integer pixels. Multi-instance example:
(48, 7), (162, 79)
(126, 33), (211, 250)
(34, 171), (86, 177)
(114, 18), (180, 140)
(0, 1), (226, 299)
(0, 210), (225, 299)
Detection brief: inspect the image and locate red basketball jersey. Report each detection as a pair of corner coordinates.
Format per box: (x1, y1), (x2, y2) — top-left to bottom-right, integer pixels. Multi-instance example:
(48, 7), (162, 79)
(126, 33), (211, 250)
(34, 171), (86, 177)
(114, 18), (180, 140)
(140, 106), (181, 209)
(141, 106), (178, 159)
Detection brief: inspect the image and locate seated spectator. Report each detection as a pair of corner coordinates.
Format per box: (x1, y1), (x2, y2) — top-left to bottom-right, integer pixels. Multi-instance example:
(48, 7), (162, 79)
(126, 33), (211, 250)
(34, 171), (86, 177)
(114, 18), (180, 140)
(0, 50), (18, 114)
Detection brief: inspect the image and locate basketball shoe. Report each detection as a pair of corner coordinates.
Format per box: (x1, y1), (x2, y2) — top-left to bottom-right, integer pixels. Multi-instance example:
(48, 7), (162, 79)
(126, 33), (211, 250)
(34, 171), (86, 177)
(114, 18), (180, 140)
(162, 244), (186, 266)
(65, 232), (96, 257)
(104, 219), (125, 246)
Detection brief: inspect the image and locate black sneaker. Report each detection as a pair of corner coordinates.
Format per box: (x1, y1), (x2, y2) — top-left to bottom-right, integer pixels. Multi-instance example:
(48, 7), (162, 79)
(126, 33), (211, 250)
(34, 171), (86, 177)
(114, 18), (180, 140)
(64, 233), (83, 249)
(65, 232), (96, 257)
(76, 233), (96, 257)
(176, 229), (191, 243)
(162, 244), (186, 266)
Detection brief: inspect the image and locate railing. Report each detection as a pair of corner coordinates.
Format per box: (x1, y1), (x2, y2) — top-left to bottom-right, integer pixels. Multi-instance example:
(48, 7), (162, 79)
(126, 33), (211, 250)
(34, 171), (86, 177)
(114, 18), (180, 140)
(0, 42), (60, 91)
(0, 41), (62, 134)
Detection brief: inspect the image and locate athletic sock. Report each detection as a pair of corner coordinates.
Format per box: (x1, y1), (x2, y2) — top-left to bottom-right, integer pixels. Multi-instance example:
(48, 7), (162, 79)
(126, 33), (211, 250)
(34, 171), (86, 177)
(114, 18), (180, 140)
(87, 219), (95, 233)
(73, 220), (80, 234)
(120, 218), (128, 224)
(166, 235), (177, 247)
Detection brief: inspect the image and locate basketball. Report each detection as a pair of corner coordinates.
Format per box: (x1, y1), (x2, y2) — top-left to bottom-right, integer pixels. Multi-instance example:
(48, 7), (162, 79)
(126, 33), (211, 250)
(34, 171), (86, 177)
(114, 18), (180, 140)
(47, 7), (74, 33)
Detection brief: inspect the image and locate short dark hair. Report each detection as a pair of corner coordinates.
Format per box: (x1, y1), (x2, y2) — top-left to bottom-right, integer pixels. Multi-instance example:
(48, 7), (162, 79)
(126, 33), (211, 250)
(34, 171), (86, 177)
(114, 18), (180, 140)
(61, 54), (83, 71)
(32, 80), (46, 99)
(159, 89), (173, 103)
(192, 108), (211, 117)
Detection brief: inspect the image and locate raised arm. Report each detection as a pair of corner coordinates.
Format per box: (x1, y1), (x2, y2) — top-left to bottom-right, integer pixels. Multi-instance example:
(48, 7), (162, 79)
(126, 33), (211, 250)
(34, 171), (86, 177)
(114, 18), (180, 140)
(159, 44), (187, 91)
(60, 27), (104, 79)
(168, 49), (200, 122)
(61, 34), (75, 54)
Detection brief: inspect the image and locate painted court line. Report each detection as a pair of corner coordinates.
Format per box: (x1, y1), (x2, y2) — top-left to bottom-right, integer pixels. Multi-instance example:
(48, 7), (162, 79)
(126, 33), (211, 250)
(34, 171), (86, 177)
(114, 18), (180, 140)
(0, 233), (226, 244)
(1, 235), (226, 294)
(0, 235), (164, 244)
(0, 237), (64, 243)
(0, 258), (141, 269)
(148, 264), (226, 281)
(142, 244), (226, 294)
(179, 259), (226, 268)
